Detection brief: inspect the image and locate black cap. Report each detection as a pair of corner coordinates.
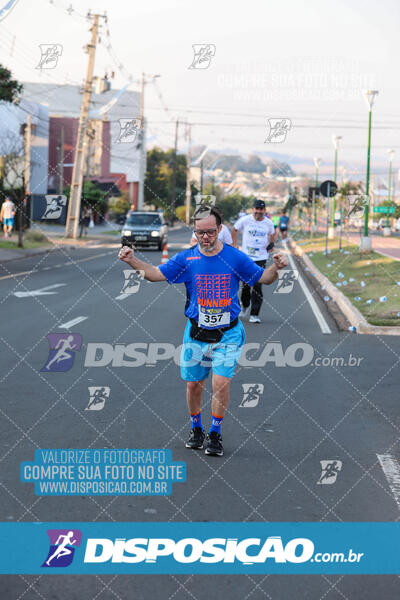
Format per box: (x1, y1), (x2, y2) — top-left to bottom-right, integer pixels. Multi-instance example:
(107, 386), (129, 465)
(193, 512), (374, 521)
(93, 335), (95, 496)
(253, 199), (265, 209)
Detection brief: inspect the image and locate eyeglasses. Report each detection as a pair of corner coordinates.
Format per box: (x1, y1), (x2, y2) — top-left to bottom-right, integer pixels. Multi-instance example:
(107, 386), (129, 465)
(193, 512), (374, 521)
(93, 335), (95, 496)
(194, 228), (218, 237)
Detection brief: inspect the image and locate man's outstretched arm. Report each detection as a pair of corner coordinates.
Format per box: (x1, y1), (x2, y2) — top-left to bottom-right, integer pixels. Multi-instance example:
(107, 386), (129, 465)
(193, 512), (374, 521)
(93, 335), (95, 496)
(257, 252), (288, 284)
(118, 246), (166, 282)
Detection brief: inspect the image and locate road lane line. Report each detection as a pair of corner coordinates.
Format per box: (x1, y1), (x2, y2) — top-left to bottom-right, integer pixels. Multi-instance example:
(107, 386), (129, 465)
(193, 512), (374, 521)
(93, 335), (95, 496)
(285, 242), (331, 334)
(0, 250), (115, 281)
(377, 454), (400, 509)
(59, 316), (88, 329)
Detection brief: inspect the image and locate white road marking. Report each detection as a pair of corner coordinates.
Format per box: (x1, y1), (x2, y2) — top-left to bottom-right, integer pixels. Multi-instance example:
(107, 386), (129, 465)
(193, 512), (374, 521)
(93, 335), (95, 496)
(115, 293), (130, 300)
(285, 242), (331, 334)
(377, 454), (400, 510)
(59, 316), (88, 329)
(13, 283), (67, 298)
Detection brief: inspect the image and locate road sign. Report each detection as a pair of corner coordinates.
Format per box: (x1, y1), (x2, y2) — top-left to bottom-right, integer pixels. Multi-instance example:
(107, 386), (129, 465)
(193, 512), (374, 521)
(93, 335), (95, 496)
(319, 180), (338, 198)
(373, 206), (395, 214)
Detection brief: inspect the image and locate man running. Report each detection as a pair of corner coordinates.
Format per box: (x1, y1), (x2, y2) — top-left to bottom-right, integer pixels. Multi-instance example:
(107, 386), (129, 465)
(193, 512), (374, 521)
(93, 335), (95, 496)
(118, 206), (288, 456)
(231, 199), (275, 323)
(0, 196), (15, 238)
(279, 210), (290, 240)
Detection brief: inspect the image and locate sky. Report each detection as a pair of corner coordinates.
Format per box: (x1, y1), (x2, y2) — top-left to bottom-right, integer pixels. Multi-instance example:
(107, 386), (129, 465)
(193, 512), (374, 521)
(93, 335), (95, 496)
(1, 0), (400, 182)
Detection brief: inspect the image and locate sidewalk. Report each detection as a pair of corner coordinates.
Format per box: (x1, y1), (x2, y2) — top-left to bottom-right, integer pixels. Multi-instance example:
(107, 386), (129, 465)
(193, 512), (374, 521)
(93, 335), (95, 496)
(346, 233), (400, 261)
(0, 222), (186, 263)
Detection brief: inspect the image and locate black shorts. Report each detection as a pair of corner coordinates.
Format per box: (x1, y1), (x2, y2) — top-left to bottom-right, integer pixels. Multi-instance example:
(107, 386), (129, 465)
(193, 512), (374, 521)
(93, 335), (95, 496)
(279, 226), (288, 232)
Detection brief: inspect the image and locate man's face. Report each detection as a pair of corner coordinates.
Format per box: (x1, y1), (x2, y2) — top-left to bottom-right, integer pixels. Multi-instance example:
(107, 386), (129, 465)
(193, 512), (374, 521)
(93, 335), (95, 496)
(193, 214), (221, 252)
(253, 206), (265, 221)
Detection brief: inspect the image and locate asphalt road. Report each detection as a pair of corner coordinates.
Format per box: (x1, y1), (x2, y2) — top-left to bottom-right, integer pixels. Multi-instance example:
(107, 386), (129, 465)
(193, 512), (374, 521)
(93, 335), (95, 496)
(1, 226), (399, 598)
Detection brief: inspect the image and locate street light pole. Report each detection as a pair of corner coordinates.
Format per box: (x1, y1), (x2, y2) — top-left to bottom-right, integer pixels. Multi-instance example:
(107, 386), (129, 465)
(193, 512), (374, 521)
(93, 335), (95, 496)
(385, 149), (395, 234)
(313, 157), (321, 230)
(360, 89), (378, 251)
(330, 135), (342, 237)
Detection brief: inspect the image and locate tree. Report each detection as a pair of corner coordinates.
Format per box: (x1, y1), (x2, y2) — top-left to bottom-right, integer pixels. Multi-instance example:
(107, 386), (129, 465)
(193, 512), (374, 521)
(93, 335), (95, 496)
(64, 180), (108, 222)
(0, 64), (23, 103)
(0, 131), (25, 247)
(144, 147), (198, 218)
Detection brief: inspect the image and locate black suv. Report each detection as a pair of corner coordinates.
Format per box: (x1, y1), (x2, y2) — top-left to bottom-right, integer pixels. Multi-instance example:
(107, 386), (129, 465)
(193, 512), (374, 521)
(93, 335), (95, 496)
(121, 211), (168, 250)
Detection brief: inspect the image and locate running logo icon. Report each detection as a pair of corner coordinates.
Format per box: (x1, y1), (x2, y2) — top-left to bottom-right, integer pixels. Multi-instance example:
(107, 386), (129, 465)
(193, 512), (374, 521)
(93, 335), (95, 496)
(41, 333), (82, 372)
(317, 460), (343, 485)
(346, 195), (369, 219)
(120, 270), (145, 295)
(193, 194), (216, 220)
(265, 118), (291, 143)
(42, 529), (82, 568)
(117, 118), (141, 143)
(85, 386), (110, 411)
(239, 384), (264, 408)
(188, 44), (216, 70)
(36, 44), (63, 69)
(42, 195), (67, 220)
(274, 270), (298, 294)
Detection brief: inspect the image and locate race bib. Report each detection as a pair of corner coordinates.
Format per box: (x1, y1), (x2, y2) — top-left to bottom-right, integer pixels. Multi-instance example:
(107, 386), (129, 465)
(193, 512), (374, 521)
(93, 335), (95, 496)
(247, 246), (260, 257)
(198, 308), (230, 329)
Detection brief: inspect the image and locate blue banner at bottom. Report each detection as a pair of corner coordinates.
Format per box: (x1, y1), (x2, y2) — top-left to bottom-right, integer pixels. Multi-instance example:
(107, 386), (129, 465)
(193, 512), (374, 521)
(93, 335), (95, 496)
(0, 522), (398, 574)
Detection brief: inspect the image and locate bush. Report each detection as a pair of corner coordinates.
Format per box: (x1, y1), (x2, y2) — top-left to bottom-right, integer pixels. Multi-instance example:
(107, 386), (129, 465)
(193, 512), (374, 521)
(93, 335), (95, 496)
(175, 205), (193, 222)
(25, 231), (48, 242)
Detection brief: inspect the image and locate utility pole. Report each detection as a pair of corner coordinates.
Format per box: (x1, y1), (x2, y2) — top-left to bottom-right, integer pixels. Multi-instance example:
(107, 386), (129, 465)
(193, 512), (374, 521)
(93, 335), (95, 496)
(138, 73), (146, 211)
(185, 122), (191, 224)
(65, 12), (105, 238)
(21, 114), (31, 248)
(137, 73), (160, 210)
(56, 125), (64, 194)
(170, 118), (179, 223)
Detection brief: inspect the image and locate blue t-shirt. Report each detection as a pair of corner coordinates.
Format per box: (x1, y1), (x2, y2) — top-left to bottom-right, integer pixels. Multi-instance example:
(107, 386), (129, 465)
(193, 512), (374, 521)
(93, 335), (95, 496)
(159, 244), (264, 328)
(279, 215), (289, 227)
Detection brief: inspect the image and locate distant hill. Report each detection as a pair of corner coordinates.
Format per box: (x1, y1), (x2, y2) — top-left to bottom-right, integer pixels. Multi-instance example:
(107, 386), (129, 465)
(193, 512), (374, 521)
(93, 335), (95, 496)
(190, 147), (294, 176)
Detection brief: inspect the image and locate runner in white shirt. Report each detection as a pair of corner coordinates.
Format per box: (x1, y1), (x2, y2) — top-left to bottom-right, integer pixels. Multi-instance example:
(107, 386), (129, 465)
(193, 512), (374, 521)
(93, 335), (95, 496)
(190, 222), (233, 246)
(232, 199), (275, 323)
(0, 197), (15, 238)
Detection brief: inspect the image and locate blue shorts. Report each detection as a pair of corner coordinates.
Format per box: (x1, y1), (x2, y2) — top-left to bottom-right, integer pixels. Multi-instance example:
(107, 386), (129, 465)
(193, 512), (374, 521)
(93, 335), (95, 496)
(3, 218), (14, 227)
(180, 320), (246, 381)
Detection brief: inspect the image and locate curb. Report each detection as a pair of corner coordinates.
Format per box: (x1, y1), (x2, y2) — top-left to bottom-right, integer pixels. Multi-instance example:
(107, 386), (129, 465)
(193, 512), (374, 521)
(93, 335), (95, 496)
(289, 239), (400, 336)
(0, 240), (101, 263)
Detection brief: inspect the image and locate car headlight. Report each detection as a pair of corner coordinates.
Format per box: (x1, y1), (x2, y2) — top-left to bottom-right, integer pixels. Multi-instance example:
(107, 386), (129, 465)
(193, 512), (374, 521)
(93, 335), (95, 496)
(151, 230), (160, 237)
(122, 230), (131, 236)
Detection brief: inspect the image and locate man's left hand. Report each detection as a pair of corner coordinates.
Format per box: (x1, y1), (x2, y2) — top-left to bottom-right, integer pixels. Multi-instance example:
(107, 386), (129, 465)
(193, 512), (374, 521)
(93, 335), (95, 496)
(273, 252), (289, 270)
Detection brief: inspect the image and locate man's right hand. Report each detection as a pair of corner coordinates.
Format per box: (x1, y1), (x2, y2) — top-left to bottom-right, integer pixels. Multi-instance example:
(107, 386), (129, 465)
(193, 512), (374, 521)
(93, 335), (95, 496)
(118, 246), (134, 264)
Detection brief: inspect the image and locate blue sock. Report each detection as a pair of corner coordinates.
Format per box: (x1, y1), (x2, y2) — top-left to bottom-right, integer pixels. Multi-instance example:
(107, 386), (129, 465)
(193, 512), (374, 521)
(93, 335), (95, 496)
(190, 411), (203, 430)
(209, 413), (224, 435)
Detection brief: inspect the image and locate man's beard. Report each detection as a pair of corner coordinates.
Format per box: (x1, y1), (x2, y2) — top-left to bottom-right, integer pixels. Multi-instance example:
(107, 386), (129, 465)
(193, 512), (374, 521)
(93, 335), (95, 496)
(200, 240), (217, 253)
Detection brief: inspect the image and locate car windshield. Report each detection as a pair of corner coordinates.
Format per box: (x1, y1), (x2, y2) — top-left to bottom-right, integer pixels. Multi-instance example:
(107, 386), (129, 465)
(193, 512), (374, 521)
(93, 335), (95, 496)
(125, 214), (162, 226)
